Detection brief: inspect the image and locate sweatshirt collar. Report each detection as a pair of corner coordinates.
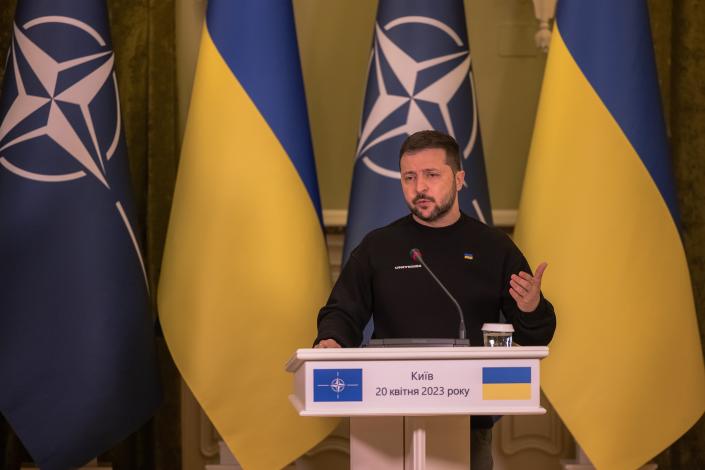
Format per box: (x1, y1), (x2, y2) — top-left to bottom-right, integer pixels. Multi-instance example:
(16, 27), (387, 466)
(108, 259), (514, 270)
(407, 211), (468, 233)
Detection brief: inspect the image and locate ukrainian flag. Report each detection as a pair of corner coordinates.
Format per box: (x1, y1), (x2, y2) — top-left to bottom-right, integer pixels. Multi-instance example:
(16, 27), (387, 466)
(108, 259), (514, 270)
(158, 1), (337, 468)
(482, 367), (531, 401)
(514, 1), (705, 469)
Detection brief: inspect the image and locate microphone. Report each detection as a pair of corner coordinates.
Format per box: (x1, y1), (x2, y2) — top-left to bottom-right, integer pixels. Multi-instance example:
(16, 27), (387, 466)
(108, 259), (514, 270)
(409, 248), (467, 341)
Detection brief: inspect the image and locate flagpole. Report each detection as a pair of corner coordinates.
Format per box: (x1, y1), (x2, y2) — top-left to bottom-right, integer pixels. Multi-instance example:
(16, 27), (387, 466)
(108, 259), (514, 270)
(560, 443), (657, 470)
(204, 441), (242, 470)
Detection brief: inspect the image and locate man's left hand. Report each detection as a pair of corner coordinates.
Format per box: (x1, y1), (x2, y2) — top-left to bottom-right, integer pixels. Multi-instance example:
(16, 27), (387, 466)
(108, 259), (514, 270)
(509, 262), (548, 313)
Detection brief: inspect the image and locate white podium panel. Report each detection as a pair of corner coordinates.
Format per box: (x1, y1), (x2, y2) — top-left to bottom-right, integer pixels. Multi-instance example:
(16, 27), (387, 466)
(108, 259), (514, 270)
(286, 347), (547, 416)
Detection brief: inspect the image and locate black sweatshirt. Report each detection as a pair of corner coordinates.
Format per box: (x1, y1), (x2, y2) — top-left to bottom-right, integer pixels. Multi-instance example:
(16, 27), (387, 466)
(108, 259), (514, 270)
(316, 213), (556, 348)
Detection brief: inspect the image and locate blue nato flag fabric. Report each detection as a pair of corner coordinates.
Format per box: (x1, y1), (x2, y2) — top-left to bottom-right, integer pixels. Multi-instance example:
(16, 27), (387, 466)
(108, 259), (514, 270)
(0, 1), (161, 469)
(344, 0), (492, 261)
(313, 369), (363, 402)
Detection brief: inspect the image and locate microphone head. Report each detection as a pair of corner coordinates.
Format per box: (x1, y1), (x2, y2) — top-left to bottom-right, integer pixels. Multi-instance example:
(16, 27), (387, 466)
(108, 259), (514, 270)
(409, 248), (422, 263)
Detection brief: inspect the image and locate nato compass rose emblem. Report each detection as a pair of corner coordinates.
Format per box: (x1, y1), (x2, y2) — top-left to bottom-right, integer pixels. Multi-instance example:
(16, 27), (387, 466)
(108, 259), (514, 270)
(0, 16), (147, 285)
(330, 376), (347, 394)
(356, 15), (487, 222)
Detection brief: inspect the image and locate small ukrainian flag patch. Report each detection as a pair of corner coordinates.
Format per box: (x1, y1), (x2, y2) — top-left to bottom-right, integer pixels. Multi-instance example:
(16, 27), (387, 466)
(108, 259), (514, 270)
(482, 367), (531, 400)
(463, 252), (474, 260)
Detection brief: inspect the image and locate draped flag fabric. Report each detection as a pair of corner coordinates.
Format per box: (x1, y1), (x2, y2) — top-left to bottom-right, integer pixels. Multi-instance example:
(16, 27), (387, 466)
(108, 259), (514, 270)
(514, 1), (705, 469)
(0, 1), (161, 469)
(343, 0), (492, 261)
(158, 2), (337, 469)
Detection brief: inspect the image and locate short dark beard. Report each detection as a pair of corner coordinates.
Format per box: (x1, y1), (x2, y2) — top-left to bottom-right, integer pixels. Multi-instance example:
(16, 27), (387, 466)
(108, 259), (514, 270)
(408, 190), (457, 223)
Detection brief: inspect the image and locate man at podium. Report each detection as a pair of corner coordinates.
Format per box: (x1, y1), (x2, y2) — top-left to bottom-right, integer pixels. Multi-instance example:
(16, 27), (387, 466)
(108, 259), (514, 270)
(314, 130), (556, 469)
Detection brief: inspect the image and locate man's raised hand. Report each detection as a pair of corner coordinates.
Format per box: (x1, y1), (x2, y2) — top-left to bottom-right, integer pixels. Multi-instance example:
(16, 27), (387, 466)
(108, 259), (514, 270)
(509, 262), (548, 313)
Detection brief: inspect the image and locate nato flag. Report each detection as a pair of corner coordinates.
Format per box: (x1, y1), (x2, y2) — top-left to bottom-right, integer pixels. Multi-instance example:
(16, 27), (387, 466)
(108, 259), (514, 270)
(344, 0), (493, 261)
(0, 1), (160, 468)
(313, 369), (363, 402)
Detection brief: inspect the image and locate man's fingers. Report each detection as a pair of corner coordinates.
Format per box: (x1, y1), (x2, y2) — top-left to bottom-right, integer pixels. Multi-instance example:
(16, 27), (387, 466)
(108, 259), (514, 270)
(510, 265), (546, 313)
(517, 272), (540, 290)
(315, 339), (342, 348)
(534, 262), (548, 281)
(510, 279), (527, 295)
(511, 274), (532, 292)
(509, 287), (522, 303)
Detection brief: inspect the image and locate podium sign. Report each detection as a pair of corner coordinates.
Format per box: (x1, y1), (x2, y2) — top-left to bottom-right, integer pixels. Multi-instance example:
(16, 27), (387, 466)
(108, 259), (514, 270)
(286, 346), (548, 416)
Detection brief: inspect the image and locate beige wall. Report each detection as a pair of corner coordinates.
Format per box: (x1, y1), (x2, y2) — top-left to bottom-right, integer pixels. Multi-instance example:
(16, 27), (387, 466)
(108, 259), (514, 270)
(176, 0), (547, 212)
(466, 0), (546, 209)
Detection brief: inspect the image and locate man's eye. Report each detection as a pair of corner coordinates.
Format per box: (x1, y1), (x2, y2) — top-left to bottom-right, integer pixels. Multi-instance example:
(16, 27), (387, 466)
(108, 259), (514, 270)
(404, 175), (415, 182)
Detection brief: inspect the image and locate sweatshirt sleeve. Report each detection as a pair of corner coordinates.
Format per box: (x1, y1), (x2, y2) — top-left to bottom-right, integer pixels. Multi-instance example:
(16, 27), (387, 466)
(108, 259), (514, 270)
(315, 245), (374, 347)
(500, 241), (557, 346)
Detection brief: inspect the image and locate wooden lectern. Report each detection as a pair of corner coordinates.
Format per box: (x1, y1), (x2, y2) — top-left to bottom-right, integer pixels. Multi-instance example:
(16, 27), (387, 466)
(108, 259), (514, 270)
(286, 346), (548, 469)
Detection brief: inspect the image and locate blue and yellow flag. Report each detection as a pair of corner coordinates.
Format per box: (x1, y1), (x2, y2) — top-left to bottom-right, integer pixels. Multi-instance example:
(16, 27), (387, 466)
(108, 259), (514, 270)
(158, 1), (337, 468)
(514, 1), (705, 469)
(482, 367), (532, 401)
(0, 1), (160, 468)
(344, 0), (492, 261)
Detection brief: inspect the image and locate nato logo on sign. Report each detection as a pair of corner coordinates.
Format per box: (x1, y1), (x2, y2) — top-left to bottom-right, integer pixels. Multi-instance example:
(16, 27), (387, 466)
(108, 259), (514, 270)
(313, 369), (363, 402)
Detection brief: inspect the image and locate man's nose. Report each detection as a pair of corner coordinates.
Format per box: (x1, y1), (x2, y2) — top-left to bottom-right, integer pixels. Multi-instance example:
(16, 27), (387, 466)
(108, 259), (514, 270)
(415, 176), (429, 192)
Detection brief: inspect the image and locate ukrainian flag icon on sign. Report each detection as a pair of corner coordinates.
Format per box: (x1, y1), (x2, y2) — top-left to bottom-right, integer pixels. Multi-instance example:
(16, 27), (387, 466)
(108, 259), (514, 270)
(482, 367), (532, 400)
(314, 369), (363, 402)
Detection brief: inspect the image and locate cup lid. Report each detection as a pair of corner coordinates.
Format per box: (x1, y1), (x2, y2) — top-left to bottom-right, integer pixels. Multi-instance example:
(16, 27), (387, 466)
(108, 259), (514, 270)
(481, 323), (514, 333)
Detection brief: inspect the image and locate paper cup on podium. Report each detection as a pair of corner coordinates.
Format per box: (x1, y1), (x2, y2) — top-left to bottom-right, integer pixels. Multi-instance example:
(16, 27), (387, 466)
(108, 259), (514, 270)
(481, 323), (514, 347)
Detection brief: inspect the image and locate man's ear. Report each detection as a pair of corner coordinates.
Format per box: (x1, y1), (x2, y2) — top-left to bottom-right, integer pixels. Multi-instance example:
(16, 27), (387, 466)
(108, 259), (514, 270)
(455, 170), (465, 190)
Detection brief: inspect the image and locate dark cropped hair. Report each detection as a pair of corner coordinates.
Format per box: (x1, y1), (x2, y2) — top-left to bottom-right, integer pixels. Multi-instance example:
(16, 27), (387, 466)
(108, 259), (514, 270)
(399, 130), (462, 173)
